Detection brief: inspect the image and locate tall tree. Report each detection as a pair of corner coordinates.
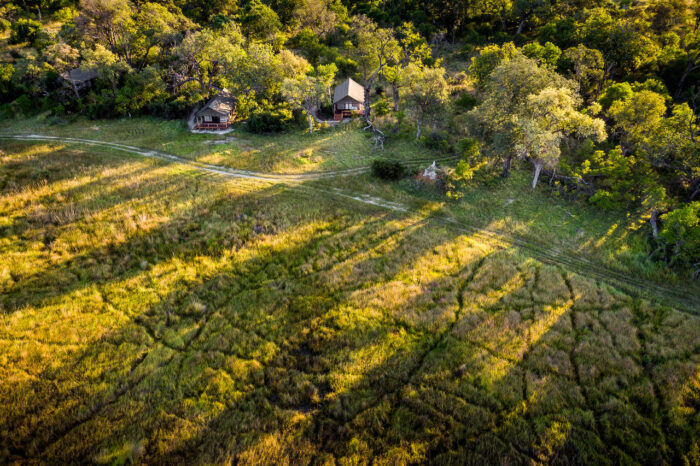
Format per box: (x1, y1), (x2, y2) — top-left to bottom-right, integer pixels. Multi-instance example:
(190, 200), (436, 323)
(399, 63), (449, 138)
(348, 14), (400, 122)
(172, 24), (246, 102)
(282, 72), (332, 133)
(468, 54), (573, 177)
(517, 86), (606, 188)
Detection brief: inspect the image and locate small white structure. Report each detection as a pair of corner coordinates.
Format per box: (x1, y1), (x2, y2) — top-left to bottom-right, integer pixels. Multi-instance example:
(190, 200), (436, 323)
(423, 161), (439, 180)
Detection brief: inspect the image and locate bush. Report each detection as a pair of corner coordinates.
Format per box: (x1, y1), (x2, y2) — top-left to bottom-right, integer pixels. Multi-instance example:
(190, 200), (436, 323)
(246, 108), (292, 133)
(420, 130), (451, 152)
(657, 202), (700, 276)
(371, 159), (405, 180)
(10, 18), (42, 45)
(455, 92), (478, 111)
(374, 98), (390, 116)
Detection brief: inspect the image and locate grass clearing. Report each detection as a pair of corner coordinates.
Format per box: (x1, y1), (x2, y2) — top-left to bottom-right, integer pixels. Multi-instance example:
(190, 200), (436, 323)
(322, 169), (700, 294)
(1, 141), (698, 463)
(0, 116), (442, 174)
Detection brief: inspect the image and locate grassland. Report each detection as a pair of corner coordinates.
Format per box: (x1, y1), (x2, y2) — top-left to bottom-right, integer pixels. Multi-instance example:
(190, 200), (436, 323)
(1, 139), (698, 464)
(0, 116), (443, 174)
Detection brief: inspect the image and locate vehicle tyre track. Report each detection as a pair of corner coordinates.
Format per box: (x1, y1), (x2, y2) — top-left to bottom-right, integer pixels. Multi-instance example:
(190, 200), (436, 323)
(3, 134), (698, 312)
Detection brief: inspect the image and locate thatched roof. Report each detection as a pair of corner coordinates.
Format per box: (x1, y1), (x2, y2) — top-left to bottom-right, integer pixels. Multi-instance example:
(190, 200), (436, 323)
(333, 78), (364, 104)
(197, 92), (236, 116)
(60, 68), (98, 84)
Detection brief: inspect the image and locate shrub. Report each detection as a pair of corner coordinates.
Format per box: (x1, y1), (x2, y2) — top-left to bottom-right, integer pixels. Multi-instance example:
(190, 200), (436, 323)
(657, 202), (700, 275)
(246, 109), (292, 133)
(10, 18), (42, 45)
(374, 98), (390, 116)
(455, 92), (478, 111)
(53, 6), (78, 23)
(371, 159), (405, 180)
(420, 130), (451, 152)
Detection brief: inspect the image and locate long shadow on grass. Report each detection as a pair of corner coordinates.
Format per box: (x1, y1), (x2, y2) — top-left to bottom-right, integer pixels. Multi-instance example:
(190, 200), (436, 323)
(2, 167), (436, 462)
(2, 142), (698, 464)
(157, 237), (699, 464)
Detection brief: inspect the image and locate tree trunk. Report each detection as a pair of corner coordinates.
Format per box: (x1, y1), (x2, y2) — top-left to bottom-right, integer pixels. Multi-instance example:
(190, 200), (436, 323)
(516, 18), (526, 35)
(416, 121), (422, 139)
(307, 114), (314, 134)
(392, 84), (399, 111)
(531, 161), (542, 189)
(502, 154), (513, 178)
(674, 58), (697, 99)
(687, 178), (700, 201)
(363, 86), (371, 121)
(650, 209), (660, 240)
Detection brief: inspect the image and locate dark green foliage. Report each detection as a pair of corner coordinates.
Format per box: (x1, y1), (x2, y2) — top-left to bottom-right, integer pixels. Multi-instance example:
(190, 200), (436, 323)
(371, 159), (405, 180)
(656, 203), (700, 275)
(246, 109), (292, 133)
(454, 92), (477, 111)
(420, 130), (451, 152)
(9, 18), (42, 45)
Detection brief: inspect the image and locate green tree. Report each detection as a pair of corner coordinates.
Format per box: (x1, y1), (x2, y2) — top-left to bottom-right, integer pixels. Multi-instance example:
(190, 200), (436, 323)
(9, 18), (42, 45)
(172, 24), (246, 102)
(521, 41), (561, 67)
(577, 8), (659, 79)
(609, 90), (700, 202)
(399, 63), (449, 139)
(349, 14), (401, 122)
(468, 54), (574, 177)
(81, 44), (132, 98)
(468, 41), (517, 88)
(658, 202), (700, 275)
(281, 72), (331, 133)
(559, 44), (604, 99)
(517, 86), (606, 188)
(242, 0), (282, 41)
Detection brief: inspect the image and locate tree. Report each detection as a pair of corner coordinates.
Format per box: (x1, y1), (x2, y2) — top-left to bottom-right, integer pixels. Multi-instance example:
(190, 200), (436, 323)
(382, 22), (432, 111)
(172, 24), (246, 102)
(242, 0), (281, 42)
(81, 44), (132, 98)
(674, 28), (700, 99)
(293, 0), (338, 38)
(349, 15), (400, 122)
(316, 63), (337, 100)
(521, 41), (561, 67)
(282, 72), (331, 133)
(399, 63), (449, 139)
(559, 45), (604, 100)
(9, 18), (42, 45)
(658, 202), (700, 275)
(609, 90), (700, 202)
(468, 54), (574, 177)
(76, 0), (136, 63)
(577, 8), (659, 79)
(517, 86), (606, 188)
(131, 3), (192, 70)
(468, 42), (517, 88)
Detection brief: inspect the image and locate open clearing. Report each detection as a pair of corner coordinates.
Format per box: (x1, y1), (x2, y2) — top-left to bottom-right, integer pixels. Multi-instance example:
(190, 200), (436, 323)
(1, 141), (699, 464)
(0, 117), (443, 174)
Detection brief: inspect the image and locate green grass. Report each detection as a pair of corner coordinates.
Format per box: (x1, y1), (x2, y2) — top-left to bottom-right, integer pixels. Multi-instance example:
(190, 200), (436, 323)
(1, 141), (698, 464)
(0, 116), (443, 174)
(321, 168), (700, 295)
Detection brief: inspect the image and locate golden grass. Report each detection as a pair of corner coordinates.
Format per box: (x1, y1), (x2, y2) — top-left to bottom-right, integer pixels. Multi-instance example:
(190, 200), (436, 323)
(0, 141), (698, 464)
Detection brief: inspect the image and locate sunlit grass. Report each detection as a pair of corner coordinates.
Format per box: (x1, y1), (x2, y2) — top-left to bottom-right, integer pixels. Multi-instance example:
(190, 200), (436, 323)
(0, 116), (442, 174)
(0, 141), (698, 464)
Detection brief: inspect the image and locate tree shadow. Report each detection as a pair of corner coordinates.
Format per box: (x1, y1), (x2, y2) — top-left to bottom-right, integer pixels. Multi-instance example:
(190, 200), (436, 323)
(2, 141), (698, 465)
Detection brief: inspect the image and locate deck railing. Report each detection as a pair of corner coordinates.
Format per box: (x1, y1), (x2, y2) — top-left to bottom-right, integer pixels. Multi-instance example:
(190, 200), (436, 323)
(194, 122), (232, 130)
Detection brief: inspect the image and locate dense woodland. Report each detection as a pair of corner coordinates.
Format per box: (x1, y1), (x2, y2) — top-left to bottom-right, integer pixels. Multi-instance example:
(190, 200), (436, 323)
(1, 0), (699, 276)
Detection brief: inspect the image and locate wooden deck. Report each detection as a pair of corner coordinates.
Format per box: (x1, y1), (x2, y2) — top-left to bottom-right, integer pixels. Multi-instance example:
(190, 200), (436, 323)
(194, 122), (232, 130)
